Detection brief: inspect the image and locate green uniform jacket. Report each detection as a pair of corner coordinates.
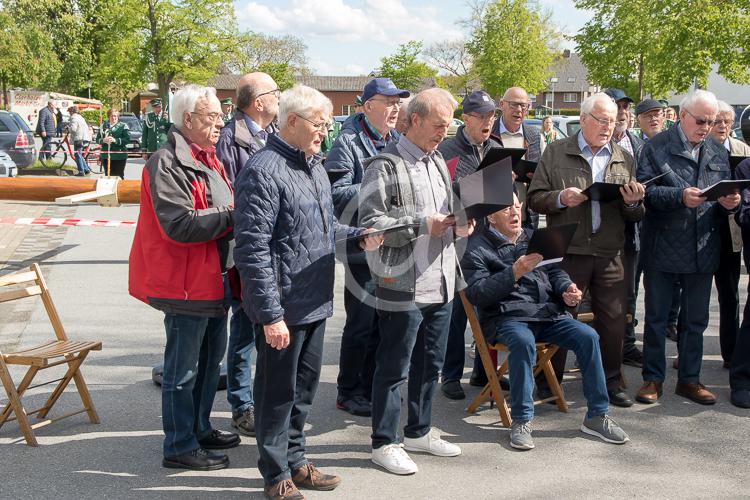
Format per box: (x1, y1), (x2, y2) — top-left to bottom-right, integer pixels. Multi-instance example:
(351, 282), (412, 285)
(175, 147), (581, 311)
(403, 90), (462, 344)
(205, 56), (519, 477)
(142, 111), (170, 153)
(97, 121), (131, 162)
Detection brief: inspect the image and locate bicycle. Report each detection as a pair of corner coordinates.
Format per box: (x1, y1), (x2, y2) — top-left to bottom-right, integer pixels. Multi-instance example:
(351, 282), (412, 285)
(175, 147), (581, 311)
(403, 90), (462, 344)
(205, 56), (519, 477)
(39, 132), (101, 171)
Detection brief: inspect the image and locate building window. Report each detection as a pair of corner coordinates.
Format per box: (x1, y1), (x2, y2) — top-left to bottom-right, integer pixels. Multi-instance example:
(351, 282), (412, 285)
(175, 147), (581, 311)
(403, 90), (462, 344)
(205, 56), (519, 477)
(563, 93), (578, 103)
(567, 76), (576, 83)
(529, 94), (536, 102)
(342, 105), (355, 115)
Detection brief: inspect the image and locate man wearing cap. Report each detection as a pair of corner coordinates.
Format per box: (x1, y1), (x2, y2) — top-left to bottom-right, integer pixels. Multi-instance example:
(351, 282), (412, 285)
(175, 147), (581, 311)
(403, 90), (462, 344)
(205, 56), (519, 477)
(635, 99), (665, 141)
(216, 71), (280, 439)
(325, 77), (409, 417)
(437, 90), (501, 400)
(636, 90), (739, 406)
(220, 98), (234, 123)
(142, 98), (170, 158)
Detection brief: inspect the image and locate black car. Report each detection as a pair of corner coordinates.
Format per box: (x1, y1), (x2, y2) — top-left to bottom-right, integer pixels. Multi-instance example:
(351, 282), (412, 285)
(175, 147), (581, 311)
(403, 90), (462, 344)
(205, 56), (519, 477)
(0, 110), (35, 167)
(117, 112), (143, 151)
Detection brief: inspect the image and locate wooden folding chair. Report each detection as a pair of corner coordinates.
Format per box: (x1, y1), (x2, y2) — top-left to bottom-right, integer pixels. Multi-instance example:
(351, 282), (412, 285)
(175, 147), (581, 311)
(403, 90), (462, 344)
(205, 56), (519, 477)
(0, 264), (102, 446)
(459, 290), (567, 428)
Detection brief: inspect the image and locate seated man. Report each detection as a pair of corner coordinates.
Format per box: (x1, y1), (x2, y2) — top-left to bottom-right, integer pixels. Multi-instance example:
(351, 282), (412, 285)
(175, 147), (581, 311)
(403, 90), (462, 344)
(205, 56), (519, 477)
(462, 194), (630, 450)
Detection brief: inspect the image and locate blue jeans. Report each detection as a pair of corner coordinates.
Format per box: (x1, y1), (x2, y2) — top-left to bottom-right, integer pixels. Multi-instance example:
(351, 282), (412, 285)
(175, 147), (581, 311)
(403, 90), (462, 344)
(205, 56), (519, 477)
(371, 300), (452, 449)
(73, 141), (89, 174)
(39, 135), (53, 160)
(226, 299), (254, 414)
(495, 318), (609, 422)
(642, 270), (712, 384)
(162, 311), (228, 457)
(442, 296), (468, 382)
(254, 320), (326, 486)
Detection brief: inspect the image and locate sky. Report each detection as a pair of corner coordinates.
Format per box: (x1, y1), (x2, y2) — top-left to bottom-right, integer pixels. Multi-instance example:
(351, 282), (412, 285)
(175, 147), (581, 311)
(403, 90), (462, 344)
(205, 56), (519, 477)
(232, 0), (594, 76)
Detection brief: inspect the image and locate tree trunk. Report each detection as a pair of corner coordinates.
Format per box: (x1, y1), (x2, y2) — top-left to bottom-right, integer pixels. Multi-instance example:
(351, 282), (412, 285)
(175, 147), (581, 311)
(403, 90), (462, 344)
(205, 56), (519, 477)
(637, 53), (645, 100)
(1, 77), (7, 111)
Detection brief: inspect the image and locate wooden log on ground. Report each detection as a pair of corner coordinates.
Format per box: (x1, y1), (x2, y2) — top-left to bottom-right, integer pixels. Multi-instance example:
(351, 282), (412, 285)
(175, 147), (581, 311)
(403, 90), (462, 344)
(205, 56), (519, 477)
(0, 178), (140, 204)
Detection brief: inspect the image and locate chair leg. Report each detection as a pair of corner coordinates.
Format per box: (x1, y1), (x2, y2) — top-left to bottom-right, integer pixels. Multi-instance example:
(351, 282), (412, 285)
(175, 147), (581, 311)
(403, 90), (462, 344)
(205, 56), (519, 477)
(0, 366), (38, 427)
(0, 365), (38, 446)
(72, 363), (99, 424)
(37, 354), (86, 419)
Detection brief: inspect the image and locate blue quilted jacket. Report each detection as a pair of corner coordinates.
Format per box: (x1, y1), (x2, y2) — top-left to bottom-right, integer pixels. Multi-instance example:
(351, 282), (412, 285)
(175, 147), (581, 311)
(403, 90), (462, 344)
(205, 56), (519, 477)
(233, 133), (360, 326)
(636, 124), (731, 274)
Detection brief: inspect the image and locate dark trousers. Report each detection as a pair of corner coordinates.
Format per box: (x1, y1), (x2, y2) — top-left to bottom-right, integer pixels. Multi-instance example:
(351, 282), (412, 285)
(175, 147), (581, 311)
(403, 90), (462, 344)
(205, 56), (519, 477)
(254, 319), (325, 486)
(714, 222), (741, 363)
(442, 296), (469, 382)
(336, 263), (379, 400)
(642, 270), (712, 384)
(731, 263), (750, 390)
(105, 158), (127, 178)
(39, 135), (53, 160)
(623, 246), (640, 356)
(226, 300), (255, 414)
(545, 254), (627, 392)
(371, 300), (452, 449)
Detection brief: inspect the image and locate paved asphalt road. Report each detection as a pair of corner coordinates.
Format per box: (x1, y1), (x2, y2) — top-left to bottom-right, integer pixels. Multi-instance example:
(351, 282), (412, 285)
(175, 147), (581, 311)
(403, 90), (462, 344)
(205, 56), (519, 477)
(1, 192), (749, 499)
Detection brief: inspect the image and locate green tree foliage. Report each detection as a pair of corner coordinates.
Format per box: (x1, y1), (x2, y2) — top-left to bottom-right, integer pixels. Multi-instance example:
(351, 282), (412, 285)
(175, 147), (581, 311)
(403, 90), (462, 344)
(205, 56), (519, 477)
(378, 41), (437, 92)
(467, 0), (559, 97)
(574, 0), (750, 99)
(230, 32), (309, 90)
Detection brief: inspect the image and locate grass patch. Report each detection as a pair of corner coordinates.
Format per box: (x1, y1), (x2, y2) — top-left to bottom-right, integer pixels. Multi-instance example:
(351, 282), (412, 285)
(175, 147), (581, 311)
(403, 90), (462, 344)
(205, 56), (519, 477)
(23, 160), (76, 172)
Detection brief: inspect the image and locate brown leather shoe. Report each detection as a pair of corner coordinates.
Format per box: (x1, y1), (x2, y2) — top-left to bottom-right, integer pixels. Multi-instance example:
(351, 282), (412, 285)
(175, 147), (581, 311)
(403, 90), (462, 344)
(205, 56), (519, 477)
(636, 381), (663, 404)
(675, 382), (716, 405)
(264, 479), (305, 500)
(292, 463), (341, 491)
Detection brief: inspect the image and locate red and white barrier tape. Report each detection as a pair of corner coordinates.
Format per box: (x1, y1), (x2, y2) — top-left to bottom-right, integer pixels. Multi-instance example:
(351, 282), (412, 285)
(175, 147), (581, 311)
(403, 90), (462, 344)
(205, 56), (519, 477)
(0, 217), (136, 227)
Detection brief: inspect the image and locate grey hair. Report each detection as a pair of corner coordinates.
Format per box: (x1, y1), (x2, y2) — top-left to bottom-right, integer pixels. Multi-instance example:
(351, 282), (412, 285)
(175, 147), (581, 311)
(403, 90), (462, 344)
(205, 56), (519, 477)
(278, 85), (332, 128)
(406, 88), (458, 121)
(237, 79), (264, 110)
(172, 85), (217, 130)
(580, 92), (616, 115)
(717, 100), (735, 118)
(680, 89), (718, 114)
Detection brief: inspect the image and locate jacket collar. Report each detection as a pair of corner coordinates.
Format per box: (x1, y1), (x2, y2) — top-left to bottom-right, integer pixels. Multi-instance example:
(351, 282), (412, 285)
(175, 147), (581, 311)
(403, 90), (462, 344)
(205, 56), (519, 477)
(667, 123), (717, 167)
(484, 225), (531, 248)
(168, 126), (207, 172)
(233, 110), (253, 148)
(563, 134), (627, 164)
(267, 132), (318, 170)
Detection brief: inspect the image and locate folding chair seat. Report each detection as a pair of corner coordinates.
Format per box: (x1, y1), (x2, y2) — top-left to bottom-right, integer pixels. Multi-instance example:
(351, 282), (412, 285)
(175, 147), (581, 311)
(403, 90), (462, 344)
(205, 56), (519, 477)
(0, 263), (102, 446)
(459, 290), (567, 428)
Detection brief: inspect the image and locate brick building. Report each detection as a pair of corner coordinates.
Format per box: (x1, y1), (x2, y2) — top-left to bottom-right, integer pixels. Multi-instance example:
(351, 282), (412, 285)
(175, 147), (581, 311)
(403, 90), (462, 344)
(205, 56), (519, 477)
(532, 50), (599, 113)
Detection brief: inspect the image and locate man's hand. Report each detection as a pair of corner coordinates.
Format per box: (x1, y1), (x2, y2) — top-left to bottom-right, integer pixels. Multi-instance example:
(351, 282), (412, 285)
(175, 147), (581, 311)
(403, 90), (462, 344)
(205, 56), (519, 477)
(103, 136), (116, 145)
(620, 180), (645, 205)
(560, 187), (588, 207)
(683, 187), (705, 208)
(562, 283), (583, 307)
(512, 253), (543, 281)
(718, 192), (741, 211)
(426, 214), (455, 237)
(359, 228), (384, 251)
(41, 131), (47, 138)
(454, 218), (476, 238)
(264, 321), (290, 350)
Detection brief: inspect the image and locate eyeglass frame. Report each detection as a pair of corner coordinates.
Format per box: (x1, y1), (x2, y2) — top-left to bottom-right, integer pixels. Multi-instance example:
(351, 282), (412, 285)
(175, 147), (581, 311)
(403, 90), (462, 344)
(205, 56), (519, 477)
(502, 100), (531, 111)
(685, 108), (716, 127)
(190, 111), (224, 123)
(294, 113), (332, 131)
(586, 112), (617, 127)
(464, 112), (496, 121)
(256, 88), (281, 99)
(367, 98), (403, 108)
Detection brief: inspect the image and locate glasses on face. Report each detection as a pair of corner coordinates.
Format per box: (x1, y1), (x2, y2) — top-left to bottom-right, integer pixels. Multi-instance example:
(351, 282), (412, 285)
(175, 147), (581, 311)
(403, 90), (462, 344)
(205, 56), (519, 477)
(642, 109), (664, 120)
(586, 112), (616, 127)
(504, 100), (531, 111)
(465, 113), (496, 122)
(295, 113), (332, 131)
(685, 109), (716, 127)
(190, 112), (224, 123)
(257, 88), (281, 99)
(713, 118), (733, 126)
(368, 98), (403, 108)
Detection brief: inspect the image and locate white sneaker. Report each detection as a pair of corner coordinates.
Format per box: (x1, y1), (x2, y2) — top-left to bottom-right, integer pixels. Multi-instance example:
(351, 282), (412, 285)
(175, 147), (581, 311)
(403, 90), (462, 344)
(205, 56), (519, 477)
(403, 428), (462, 457)
(372, 443), (418, 475)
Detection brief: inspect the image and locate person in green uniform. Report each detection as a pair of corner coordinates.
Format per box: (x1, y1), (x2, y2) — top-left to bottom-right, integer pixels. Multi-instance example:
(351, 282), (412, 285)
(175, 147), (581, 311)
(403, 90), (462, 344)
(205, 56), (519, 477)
(98, 108), (131, 178)
(220, 97), (234, 124)
(142, 97), (170, 158)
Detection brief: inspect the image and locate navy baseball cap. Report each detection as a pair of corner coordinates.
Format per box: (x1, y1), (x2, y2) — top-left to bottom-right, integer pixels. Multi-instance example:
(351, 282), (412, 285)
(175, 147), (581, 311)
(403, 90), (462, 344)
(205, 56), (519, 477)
(604, 88), (634, 103)
(462, 90), (496, 114)
(362, 78), (410, 103)
(635, 99), (664, 116)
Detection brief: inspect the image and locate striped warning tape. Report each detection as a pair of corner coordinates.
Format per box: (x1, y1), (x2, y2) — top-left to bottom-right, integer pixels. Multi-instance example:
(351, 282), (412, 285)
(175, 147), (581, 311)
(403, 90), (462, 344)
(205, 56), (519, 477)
(0, 217), (136, 227)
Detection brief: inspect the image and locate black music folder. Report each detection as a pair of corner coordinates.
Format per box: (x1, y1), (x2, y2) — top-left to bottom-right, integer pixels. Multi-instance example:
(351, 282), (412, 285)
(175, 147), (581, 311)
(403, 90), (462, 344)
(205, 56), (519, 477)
(336, 223), (421, 243)
(452, 156), (514, 221)
(582, 182), (624, 202)
(526, 223), (578, 267)
(699, 180), (750, 201)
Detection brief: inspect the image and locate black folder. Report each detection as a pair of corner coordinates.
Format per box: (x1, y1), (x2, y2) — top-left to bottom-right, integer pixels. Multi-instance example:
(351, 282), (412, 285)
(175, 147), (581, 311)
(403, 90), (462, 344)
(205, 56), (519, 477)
(730, 156), (750, 172)
(582, 182), (624, 202)
(513, 159), (538, 183)
(452, 156), (514, 220)
(699, 180), (750, 201)
(526, 223), (578, 267)
(336, 223), (421, 243)
(642, 171), (669, 186)
(326, 168), (349, 184)
(477, 147), (526, 171)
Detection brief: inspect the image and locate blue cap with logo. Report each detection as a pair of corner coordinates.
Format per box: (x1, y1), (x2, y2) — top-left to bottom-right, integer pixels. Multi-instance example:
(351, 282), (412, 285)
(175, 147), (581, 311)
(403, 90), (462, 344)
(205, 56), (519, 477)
(604, 88), (634, 104)
(462, 90), (496, 114)
(362, 78), (410, 103)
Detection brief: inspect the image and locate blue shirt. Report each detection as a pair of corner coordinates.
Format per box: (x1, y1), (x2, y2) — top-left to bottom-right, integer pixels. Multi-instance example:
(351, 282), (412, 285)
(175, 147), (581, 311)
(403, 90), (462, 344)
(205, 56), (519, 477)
(243, 115), (267, 141)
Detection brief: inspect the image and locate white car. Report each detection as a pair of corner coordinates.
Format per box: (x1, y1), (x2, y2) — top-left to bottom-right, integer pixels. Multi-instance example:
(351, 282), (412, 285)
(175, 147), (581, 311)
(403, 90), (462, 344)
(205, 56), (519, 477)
(447, 118), (464, 137)
(0, 149), (18, 177)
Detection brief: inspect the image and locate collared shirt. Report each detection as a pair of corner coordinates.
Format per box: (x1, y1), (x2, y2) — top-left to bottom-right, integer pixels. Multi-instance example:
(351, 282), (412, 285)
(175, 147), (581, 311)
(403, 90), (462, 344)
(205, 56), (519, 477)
(677, 123), (702, 161)
(362, 115), (393, 153)
(614, 132), (634, 157)
(497, 120), (525, 150)
(577, 131), (612, 233)
(396, 135), (454, 303)
(724, 138), (731, 152)
(459, 127), (485, 162)
(244, 115), (268, 142)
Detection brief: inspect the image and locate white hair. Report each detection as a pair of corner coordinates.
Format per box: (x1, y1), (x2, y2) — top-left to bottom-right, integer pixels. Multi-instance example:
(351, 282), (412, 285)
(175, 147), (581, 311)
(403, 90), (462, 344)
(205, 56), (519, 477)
(172, 85), (217, 130)
(580, 92), (616, 115)
(278, 85), (332, 128)
(717, 100), (735, 117)
(680, 89), (718, 114)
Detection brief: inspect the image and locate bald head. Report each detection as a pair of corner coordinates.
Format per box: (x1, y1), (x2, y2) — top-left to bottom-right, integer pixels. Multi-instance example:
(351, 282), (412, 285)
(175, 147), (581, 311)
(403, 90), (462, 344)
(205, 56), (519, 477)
(499, 87), (530, 133)
(236, 72), (280, 127)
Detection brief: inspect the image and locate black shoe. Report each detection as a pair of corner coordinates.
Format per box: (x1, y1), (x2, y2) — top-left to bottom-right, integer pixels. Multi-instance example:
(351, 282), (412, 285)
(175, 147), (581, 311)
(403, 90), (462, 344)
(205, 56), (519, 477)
(336, 395), (371, 417)
(441, 380), (466, 400)
(622, 349), (644, 368)
(163, 448), (229, 471)
(723, 361), (731, 370)
(731, 389), (750, 408)
(536, 386), (558, 405)
(608, 389), (634, 408)
(666, 325), (679, 342)
(197, 429), (240, 450)
(470, 374), (509, 390)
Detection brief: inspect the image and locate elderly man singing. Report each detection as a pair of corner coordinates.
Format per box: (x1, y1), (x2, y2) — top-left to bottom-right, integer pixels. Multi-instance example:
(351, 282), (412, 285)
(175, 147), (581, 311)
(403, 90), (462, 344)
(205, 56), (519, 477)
(129, 85), (239, 471)
(234, 85), (380, 500)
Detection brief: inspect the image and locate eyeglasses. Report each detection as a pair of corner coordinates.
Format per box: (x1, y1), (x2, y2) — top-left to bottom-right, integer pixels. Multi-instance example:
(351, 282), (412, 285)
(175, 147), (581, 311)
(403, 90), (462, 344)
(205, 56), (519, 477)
(465, 113), (496, 122)
(368, 98), (403, 108)
(190, 112), (224, 123)
(713, 118), (733, 126)
(685, 109), (716, 127)
(586, 112), (616, 127)
(295, 113), (332, 131)
(256, 88), (281, 99)
(503, 101), (531, 111)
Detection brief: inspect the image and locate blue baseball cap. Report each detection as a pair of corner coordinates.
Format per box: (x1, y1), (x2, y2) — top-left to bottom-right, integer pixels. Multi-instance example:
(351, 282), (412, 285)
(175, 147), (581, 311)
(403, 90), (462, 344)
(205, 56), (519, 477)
(462, 90), (496, 114)
(362, 78), (410, 103)
(603, 88), (633, 103)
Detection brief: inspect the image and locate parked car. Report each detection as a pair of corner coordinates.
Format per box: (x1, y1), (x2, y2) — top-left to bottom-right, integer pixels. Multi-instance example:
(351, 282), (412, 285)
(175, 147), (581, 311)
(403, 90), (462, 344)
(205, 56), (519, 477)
(733, 126), (747, 144)
(523, 118), (568, 139)
(117, 112), (143, 151)
(447, 118), (464, 137)
(0, 149), (18, 177)
(550, 116), (581, 137)
(0, 110), (35, 167)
